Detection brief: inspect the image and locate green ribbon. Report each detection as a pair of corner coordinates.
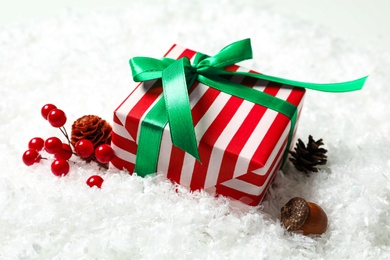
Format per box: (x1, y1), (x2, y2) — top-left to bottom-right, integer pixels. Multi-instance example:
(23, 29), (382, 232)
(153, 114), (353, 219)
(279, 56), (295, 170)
(129, 38), (367, 177)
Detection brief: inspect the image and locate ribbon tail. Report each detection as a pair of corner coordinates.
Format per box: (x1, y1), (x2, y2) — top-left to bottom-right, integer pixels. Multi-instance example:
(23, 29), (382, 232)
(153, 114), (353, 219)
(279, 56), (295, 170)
(255, 74), (367, 92)
(135, 99), (169, 176)
(162, 58), (200, 161)
(227, 71), (368, 92)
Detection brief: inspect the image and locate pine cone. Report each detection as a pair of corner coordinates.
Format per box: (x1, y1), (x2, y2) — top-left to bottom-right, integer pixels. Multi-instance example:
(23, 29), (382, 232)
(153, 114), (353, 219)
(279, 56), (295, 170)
(71, 115), (112, 149)
(289, 135), (327, 173)
(71, 115), (112, 168)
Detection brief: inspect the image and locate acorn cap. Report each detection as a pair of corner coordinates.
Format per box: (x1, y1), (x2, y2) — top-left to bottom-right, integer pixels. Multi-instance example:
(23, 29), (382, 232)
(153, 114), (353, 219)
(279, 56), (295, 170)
(280, 197), (310, 231)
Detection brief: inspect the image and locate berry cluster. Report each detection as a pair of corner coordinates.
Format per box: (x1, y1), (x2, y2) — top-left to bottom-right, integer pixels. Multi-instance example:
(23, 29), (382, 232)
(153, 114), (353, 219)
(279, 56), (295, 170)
(22, 103), (115, 188)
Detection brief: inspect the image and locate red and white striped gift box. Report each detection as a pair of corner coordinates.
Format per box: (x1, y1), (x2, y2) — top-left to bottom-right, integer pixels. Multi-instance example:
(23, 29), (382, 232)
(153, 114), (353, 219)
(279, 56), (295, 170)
(111, 44), (305, 206)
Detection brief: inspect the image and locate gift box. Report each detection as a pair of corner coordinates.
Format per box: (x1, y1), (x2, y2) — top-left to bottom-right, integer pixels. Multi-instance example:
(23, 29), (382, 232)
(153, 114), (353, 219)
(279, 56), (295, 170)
(110, 39), (366, 206)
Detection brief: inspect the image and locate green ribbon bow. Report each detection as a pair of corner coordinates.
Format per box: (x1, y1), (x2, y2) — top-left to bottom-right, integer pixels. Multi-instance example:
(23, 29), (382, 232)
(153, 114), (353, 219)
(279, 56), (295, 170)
(129, 38), (367, 177)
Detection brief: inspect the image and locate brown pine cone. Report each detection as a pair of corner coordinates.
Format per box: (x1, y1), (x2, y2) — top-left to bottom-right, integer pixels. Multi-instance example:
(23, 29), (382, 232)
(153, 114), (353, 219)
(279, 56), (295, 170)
(71, 115), (112, 150)
(289, 135), (327, 173)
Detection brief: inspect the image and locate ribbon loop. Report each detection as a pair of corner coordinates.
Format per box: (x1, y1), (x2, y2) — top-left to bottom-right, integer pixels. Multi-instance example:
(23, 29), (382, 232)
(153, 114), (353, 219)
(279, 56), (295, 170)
(130, 57), (175, 81)
(196, 38), (252, 69)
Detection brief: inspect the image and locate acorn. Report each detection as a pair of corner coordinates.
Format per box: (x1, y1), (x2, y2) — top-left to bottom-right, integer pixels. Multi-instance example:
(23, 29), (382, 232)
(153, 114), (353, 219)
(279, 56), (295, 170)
(280, 197), (328, 235)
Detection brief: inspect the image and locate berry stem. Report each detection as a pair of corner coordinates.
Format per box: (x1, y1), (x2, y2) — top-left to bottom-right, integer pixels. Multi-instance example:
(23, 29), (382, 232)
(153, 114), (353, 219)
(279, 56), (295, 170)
(59, 126), (74, 148)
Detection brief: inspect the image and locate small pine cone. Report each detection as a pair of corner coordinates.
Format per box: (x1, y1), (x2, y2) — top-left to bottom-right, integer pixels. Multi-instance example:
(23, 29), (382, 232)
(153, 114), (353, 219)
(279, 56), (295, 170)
(71, 115), (112, 168)
(289, 135), (327, 174)
(71, 115), (112, 149)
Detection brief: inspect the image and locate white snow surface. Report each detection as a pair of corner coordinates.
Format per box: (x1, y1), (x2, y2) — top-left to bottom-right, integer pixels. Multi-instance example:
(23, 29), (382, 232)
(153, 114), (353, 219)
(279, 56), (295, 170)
(1, 1), (389, 259)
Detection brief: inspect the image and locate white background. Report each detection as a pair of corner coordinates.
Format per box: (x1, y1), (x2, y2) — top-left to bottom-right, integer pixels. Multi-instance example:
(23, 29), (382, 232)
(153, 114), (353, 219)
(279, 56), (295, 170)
(1, 0), (389, 52)
(1, 1), (389, 258)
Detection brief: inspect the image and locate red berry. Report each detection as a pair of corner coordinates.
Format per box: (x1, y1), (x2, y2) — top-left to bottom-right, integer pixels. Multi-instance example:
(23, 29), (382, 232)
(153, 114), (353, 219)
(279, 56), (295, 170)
(22, 149), (41, 166)
(44, 137), (62, 154)
(75, 139), (94, 158)
(51, 159), (70, 176)
(54, 143), (73, 160)
(28, 137), (45, 151)
(41, 104), (57, 120)
(86, 175), (104, 188)
(47, 109), (67, 128)
(95, 144), (114, 163)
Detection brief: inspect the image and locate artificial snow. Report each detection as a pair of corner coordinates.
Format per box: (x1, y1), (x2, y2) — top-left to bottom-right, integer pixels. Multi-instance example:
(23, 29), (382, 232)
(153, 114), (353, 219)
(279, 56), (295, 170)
(1, 0), (389, 259)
